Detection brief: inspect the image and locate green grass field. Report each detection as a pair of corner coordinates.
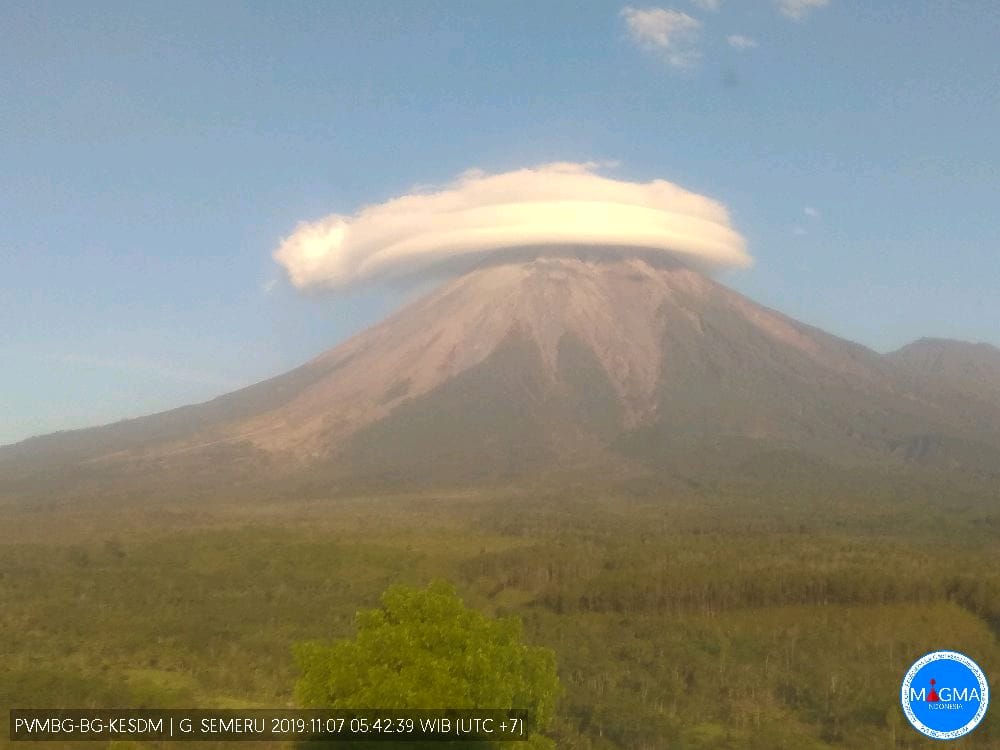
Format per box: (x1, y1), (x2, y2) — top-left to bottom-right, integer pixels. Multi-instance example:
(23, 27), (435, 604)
(1, 474), (998, 748)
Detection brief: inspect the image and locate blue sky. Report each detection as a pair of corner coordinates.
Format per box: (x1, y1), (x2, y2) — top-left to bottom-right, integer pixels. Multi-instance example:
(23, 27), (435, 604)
(2, 1), (998, 445)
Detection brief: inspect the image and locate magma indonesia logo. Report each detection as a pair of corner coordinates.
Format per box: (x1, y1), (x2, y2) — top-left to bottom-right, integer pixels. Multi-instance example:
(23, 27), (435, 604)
(901, 651), (989, 740)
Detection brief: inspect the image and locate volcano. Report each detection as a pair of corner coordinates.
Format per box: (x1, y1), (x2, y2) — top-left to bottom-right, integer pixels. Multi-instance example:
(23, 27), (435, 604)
(4, 256), (1000, 493)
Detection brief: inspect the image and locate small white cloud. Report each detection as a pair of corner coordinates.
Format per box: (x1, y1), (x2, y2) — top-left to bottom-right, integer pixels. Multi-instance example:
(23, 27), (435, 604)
(793, 226), (807, 236)
(727, 34), (758, 50)
(804, 206), (821, 218)
(621, 6), (703, 69)
(775, 0), (830, 21)
(261, 278), (279, 295)
(690, 0), (720, 11)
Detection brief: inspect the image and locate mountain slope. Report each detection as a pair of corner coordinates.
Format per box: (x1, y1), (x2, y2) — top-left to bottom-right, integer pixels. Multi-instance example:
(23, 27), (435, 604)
(3, 257), (999, 491)
(889, 337), (1000, 410)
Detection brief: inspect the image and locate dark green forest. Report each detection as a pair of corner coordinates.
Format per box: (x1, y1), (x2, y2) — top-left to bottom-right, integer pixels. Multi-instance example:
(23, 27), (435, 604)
(1, 468), (998, 749)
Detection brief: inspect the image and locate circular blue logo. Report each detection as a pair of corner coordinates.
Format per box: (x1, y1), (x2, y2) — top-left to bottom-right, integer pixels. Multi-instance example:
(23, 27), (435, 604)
(901, 651), (989, 740)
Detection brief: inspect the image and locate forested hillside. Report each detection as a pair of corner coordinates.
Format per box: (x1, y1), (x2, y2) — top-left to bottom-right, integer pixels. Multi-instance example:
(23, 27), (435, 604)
(1, 471), (997, 749)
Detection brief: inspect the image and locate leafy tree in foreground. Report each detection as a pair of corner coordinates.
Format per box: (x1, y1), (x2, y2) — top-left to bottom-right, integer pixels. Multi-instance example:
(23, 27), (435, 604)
(294, 580), (560, 748)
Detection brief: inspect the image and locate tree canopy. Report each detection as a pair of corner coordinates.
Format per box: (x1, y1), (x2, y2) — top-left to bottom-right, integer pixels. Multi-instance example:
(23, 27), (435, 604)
(294, 580), (560, 747)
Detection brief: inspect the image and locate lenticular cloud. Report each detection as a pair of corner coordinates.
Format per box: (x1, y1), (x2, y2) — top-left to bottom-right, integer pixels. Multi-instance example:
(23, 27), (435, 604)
(274, 162), (751, 290)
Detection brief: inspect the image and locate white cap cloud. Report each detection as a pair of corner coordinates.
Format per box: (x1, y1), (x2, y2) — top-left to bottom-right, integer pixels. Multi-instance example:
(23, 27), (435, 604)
(274, 162), (751, 291)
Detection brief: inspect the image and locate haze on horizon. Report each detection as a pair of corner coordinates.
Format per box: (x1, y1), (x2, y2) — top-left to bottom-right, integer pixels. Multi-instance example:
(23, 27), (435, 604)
(2, 1), (999, 445)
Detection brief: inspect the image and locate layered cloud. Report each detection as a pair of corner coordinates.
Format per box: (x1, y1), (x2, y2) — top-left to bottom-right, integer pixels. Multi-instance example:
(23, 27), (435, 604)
(274, 162), (751, 291)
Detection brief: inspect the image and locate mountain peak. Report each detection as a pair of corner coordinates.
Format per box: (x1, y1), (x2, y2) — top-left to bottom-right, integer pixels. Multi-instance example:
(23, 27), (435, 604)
(888, 336), (1000, 412)
(893, 336), (1000, 355)
(4, 255), (1000, 490)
